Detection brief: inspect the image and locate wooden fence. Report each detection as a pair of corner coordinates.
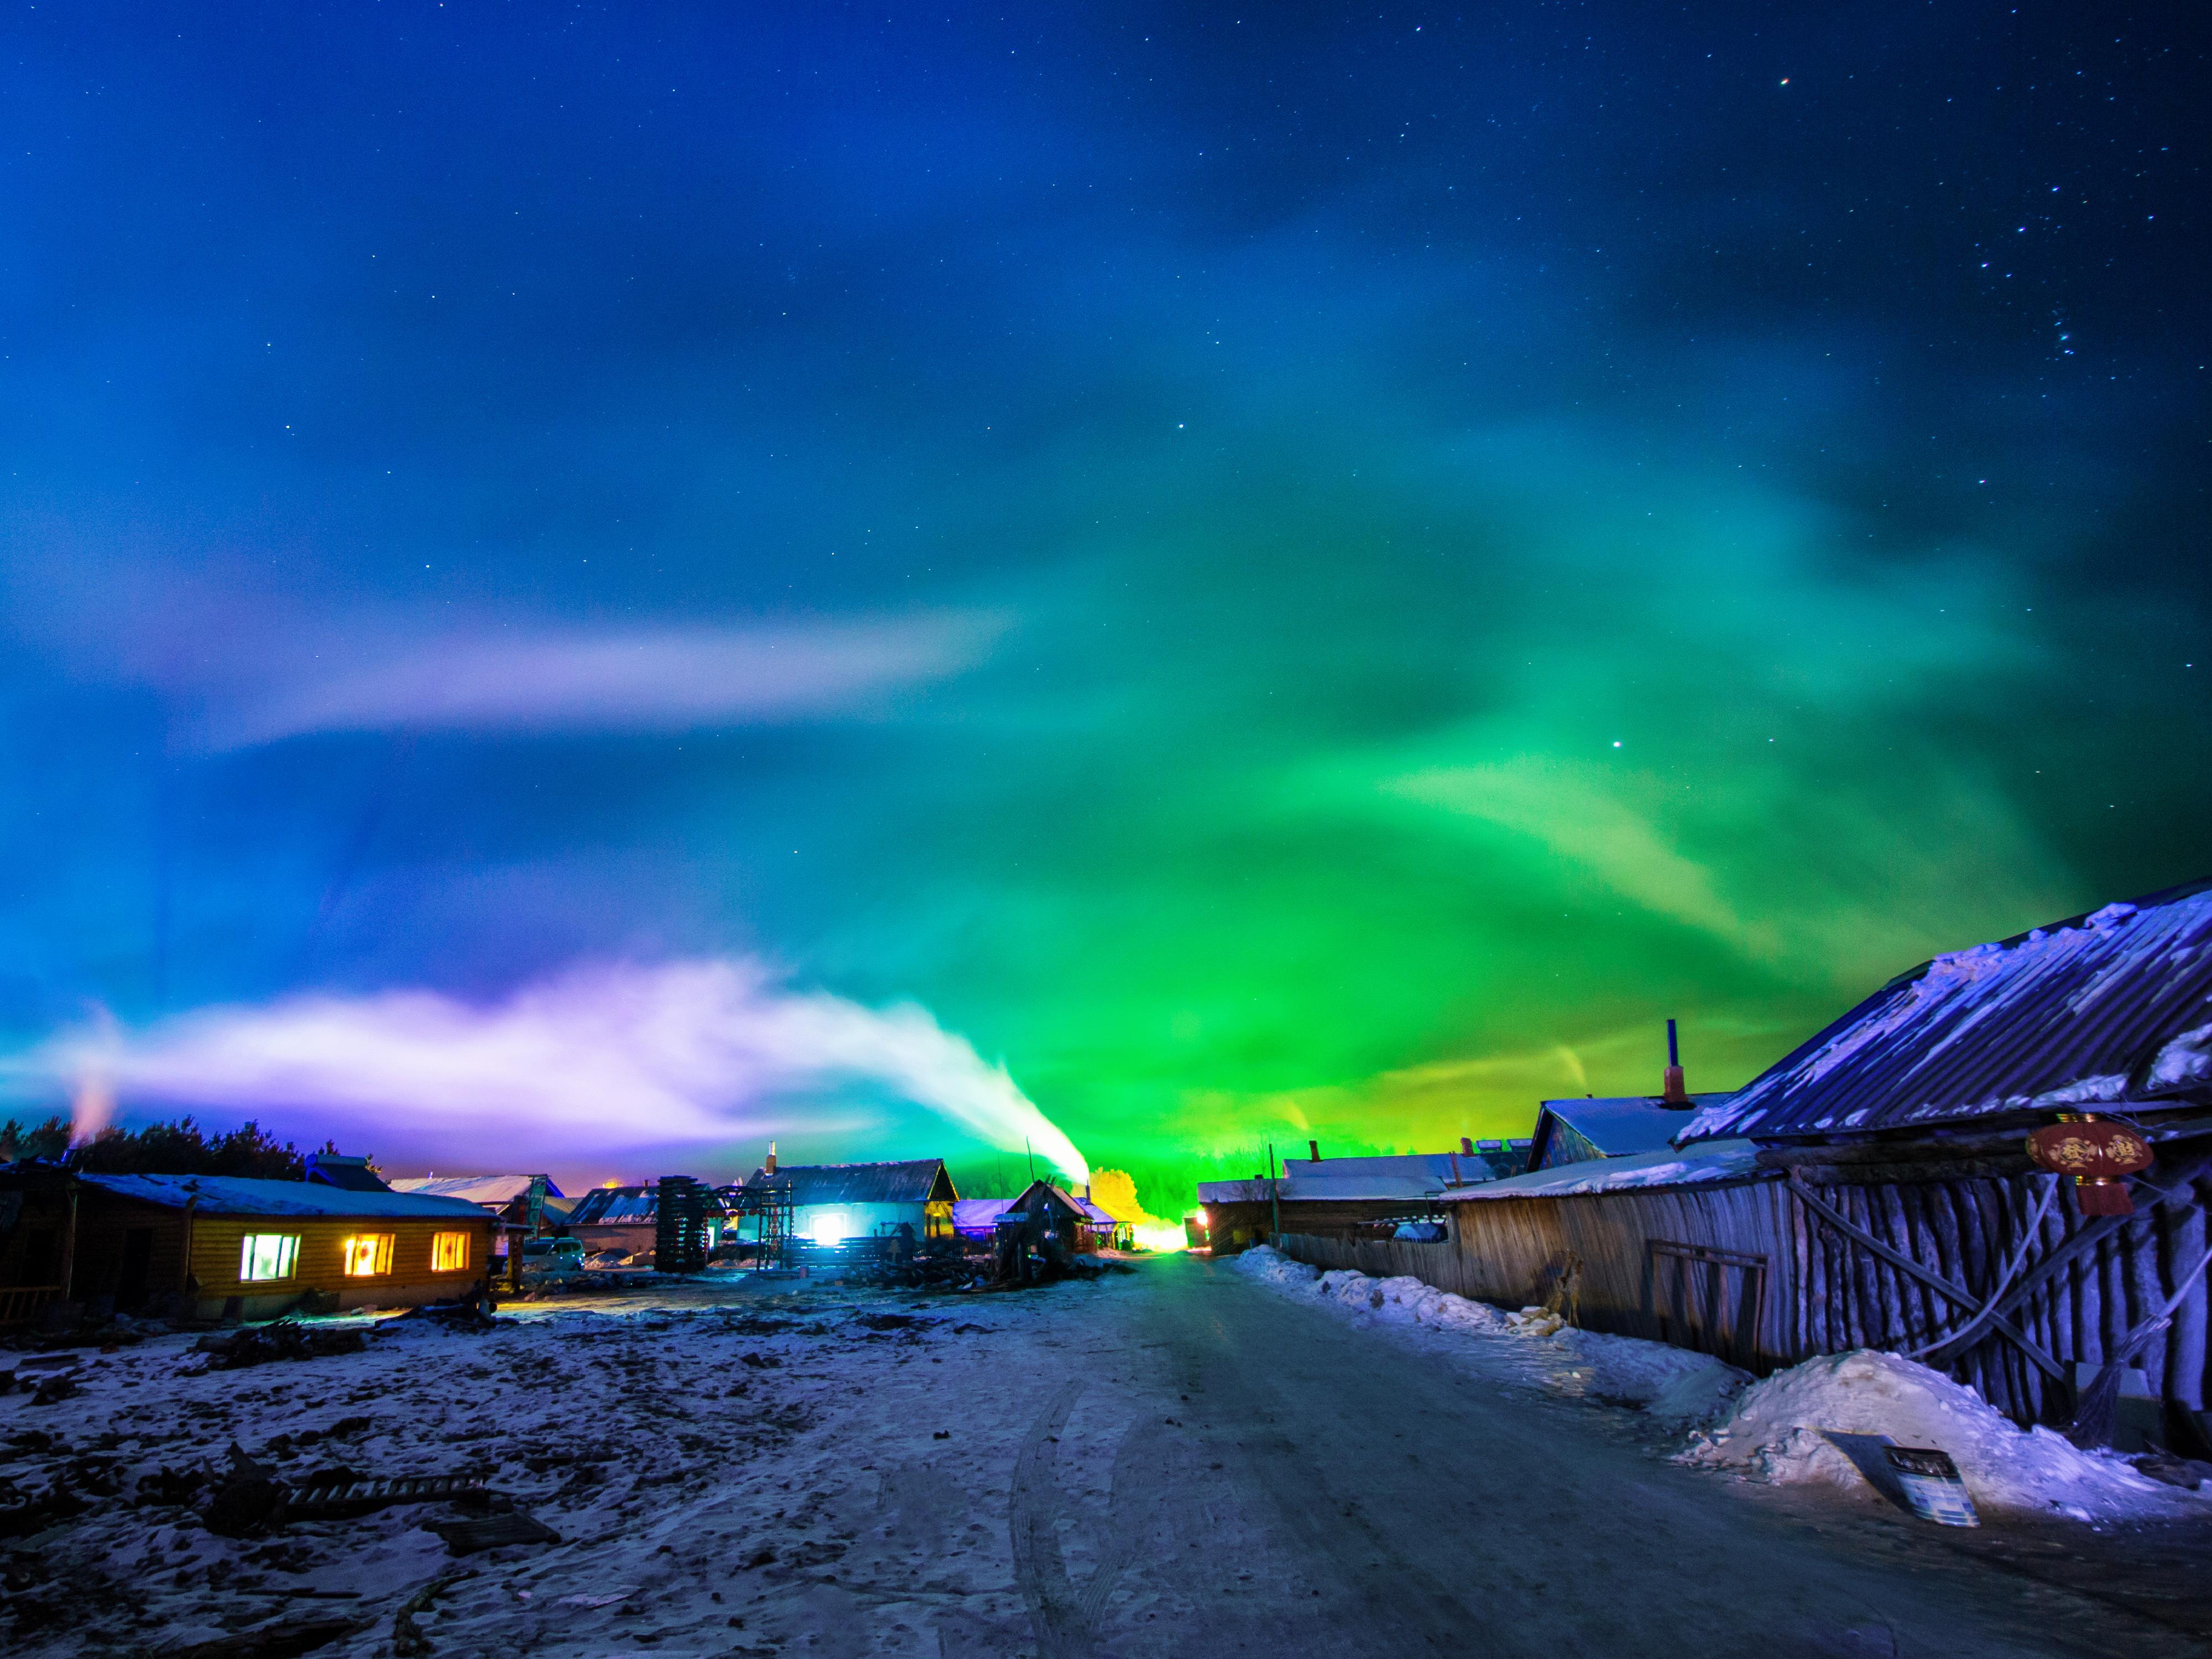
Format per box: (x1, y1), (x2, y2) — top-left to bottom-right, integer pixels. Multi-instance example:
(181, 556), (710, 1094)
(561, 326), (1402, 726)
(1276, 1137), (2212, 1431)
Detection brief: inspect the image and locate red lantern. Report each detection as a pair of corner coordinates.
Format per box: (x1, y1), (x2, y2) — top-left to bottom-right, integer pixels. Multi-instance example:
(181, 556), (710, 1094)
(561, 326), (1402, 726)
(2025, 1117), (2154, 1216)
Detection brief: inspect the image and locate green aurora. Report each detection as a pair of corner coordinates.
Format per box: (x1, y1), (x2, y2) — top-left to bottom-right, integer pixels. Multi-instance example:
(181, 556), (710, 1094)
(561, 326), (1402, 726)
(1, 9), (2205, 1213)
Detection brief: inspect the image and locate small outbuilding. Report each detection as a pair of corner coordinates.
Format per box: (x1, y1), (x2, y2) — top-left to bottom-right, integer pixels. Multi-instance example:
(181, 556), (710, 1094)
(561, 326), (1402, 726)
(993, 1181), (1094, 1282)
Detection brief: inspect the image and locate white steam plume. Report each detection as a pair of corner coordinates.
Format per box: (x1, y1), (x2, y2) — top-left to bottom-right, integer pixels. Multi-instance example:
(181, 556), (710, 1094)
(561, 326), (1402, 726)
(10, 961), (1087, 1183)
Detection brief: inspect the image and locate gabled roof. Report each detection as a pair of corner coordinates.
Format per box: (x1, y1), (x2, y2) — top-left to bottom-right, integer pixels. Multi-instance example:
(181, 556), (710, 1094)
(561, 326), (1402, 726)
(389, 1174), (566, 1208)
(304, 1153), (392, 1193)
(740, 1159), (957, 1208)
(81, 1173), (486, 1222)
(1530, 1096), (1731, 1167)
(565, 1185), (659, 1226)
(1680, 879), (2212, 1145)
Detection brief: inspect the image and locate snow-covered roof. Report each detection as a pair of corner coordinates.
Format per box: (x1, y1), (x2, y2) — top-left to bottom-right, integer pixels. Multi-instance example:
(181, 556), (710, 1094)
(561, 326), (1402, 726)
(82, 1173), (488, 1222)
(739, 1160), (956, 1207)
(1531, 1096), (1730, 1165)
(388, 1174), (565, 1207)
(1679, 878), (2212, 1145)
(950, 1197), (1014, 1234)
(1439, 1139), (1766, 1200)
(1198, 1147), (1527, 1207)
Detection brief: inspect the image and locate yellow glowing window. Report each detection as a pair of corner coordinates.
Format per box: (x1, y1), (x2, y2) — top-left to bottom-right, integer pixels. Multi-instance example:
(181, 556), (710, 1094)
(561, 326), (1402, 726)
(238, 1234), (300, 1282)
(431, 1231), (471, 1272)
(342, 1234), (394, 1277)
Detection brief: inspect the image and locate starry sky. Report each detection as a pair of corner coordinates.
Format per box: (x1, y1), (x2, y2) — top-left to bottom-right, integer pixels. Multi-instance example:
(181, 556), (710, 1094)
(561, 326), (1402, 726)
(1, 4), (2206, 1203)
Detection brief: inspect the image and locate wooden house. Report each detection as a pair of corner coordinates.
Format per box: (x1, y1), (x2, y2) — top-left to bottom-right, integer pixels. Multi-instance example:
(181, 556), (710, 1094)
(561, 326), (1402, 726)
(1285, 880), (2212, 1444)
(0, 1168), (495, 1324)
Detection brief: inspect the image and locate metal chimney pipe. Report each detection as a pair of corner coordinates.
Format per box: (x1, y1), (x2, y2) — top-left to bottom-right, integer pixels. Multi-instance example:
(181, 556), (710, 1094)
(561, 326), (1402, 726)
(1308, 1140), (1321, 1164)
(1662, 1019), (1689, 1104)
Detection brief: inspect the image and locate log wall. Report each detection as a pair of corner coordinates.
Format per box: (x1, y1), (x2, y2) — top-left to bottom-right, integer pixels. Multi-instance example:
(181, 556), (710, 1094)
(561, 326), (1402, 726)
(1277, 1140), (2212, 1428)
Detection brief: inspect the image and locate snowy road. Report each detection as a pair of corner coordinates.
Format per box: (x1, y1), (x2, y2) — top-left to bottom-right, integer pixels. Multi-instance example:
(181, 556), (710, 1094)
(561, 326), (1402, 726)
(6, 1253), (2204, 1657)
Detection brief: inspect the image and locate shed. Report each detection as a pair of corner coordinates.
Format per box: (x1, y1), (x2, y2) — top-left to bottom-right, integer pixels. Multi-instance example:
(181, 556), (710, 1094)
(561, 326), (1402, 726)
(1526, 1095), (1734, 1171)
(735, 1157), (958, 1246)
(993, 1181), (1093, 1282)
(0, 1168), (494, 1324)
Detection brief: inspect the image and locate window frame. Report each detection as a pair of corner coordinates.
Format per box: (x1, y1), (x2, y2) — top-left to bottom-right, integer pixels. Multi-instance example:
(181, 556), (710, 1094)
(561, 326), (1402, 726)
(341, 1233), (395, 1278)
(238, 1233), (300, 1284)
(430, 1230), (471, 1273)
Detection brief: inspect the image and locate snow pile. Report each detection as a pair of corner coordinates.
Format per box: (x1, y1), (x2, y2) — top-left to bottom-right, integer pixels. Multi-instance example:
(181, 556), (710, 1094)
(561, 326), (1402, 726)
(1677, 1349), (2179, 1517)
(1225, 1244), (1318, 1289)
(1532, 1327), (1746, 1424)
(1318, 1269), (1385, 1310)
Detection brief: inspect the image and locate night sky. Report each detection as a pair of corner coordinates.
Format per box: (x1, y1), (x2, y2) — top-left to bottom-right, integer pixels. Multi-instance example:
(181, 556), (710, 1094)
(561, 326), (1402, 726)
(2, 5), (2206, 1203)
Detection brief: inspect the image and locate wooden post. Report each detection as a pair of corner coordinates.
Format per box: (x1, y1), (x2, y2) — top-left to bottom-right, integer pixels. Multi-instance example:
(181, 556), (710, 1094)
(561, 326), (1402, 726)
(55, 1179), (80, 1310)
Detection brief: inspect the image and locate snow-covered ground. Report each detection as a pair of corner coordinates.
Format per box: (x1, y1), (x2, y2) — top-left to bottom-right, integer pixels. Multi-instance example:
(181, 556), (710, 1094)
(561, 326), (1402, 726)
(1229, 1244), (2208, 1526)
(6, 1254), (2208, 1658)
(0, 1276), (1088, 1657)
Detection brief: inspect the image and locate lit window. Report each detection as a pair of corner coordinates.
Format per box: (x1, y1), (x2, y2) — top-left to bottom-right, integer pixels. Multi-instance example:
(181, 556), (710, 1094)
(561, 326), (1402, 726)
(431, 1231), (471, 1272)
(239, 1234), (300, 1282)
(342, 1234), (394, 1277)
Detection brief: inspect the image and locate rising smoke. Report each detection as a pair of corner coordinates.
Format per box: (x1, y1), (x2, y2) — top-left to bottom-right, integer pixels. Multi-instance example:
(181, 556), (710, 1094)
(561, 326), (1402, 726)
(8, 959), (1088, 1182)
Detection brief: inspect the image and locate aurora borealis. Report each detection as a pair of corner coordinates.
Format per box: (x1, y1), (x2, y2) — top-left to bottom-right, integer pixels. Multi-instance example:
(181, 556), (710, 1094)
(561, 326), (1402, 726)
(1, 7), (2205, 1204)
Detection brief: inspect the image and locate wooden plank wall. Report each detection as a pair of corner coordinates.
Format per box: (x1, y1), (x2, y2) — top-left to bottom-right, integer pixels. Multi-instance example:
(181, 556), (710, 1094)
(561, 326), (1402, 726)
(187, 1216), (492, 1295)
(1275, 1147), (2212, 1429)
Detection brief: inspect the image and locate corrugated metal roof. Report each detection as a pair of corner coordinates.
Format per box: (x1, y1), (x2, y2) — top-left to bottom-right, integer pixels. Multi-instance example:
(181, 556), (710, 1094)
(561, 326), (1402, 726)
(82, 1173), (487, 1222)
(389, 1175), (566, 1207)
(565, 1185), (658, 1226)
(1532, 1096), (1728, 1164)
(738, 1160), (955, 1207)
(951, 1197), (1014, 1234)
(1679, 879), (2212, 1145)
(1441, 1139), (1766, 1200)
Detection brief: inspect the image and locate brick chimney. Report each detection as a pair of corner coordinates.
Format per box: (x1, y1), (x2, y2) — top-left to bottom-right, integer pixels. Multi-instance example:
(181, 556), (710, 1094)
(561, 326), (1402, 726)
(1459, 1136), (1474, 1156)
(765, 1141), (779, 1175)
